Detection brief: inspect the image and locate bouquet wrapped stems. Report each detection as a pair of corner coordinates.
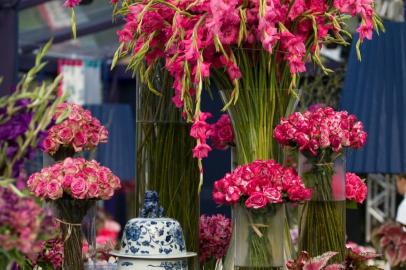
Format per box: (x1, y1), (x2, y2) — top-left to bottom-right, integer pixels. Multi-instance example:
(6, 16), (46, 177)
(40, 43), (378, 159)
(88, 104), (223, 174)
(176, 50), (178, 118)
(50, 198), (96, 270)
(298, 153), (346, 263)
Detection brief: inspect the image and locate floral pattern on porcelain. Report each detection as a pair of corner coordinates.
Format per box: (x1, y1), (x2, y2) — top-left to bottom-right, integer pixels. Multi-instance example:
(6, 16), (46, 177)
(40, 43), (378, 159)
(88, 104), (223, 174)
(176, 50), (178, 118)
(148, 260), (187, 270)
(121, 218), (186, 256)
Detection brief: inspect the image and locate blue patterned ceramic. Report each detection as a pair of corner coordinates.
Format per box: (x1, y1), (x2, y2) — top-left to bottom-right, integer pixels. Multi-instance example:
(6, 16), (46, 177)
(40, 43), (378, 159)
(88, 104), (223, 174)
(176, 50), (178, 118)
(116, 258), (187, 270)
(120, 218), (187, 256)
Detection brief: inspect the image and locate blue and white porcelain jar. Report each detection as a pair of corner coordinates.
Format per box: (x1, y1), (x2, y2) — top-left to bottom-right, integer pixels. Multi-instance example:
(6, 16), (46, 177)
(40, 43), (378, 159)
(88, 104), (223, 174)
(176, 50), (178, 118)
(111, 191), (196, 270)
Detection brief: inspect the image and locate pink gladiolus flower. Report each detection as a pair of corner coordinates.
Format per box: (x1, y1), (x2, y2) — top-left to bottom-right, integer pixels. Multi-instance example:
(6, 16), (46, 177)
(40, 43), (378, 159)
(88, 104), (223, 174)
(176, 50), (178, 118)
(193, 143), (212, 159)
(64, 0), (81, 8)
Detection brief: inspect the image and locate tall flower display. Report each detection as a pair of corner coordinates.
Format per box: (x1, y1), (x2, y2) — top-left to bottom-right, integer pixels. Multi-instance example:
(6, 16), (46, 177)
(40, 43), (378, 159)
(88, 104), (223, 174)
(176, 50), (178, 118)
(274, 107), (368, 262)
(28, 158), (121, 270)
(112, 2), (381, 264)
(213, 159), (312, 269)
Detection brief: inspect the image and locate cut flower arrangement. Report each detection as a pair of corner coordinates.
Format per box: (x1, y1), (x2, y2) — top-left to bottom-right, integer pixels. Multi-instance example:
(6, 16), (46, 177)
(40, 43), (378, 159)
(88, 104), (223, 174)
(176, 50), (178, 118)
(274, 106), (368, 262)
(43, 102), (108, 157)
(28, 157), (121, 201)
(110, 0), (383, 173)
(212, 159), (312, 268)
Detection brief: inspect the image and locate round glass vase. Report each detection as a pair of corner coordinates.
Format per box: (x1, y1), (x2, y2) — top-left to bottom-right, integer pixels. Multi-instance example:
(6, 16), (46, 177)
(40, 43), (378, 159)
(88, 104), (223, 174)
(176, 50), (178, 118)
(298, 152), (346, 263)
(136, 70), (199, 268)
(225, 203), (285, 270)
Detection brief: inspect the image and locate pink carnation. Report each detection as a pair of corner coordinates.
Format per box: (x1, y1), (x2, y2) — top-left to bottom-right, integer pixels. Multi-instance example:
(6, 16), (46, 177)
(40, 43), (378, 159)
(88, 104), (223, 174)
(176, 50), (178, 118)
(345, 172), (367, 203)
(199, 214), (232, 263)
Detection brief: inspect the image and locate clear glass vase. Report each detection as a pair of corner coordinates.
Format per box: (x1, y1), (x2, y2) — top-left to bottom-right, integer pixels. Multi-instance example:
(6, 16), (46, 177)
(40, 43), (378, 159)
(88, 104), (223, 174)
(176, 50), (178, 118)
(136, 68), (199, 267)
(49, 198), (96, 270)
(225, 204), (285, 270)
(298, 153), (346, 263)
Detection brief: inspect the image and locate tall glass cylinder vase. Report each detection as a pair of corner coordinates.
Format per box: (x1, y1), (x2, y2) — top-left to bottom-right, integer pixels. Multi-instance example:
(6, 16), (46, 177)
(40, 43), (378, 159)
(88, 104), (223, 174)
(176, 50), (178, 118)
(228, 203), (285, 270)
(298, 153), (346, 263)
(49, 198), (96, 270)
(136, 69), (200, 267)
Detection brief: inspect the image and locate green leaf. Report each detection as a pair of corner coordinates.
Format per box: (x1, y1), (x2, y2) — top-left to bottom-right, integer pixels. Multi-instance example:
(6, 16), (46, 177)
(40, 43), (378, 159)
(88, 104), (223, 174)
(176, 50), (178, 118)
(71, 9), (77, 39)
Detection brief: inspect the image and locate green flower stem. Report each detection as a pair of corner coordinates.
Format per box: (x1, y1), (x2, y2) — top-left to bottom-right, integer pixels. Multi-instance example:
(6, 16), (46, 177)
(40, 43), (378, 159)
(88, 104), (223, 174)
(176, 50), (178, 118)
(136, 66), (200, 263)
(298, 159), (346, 263)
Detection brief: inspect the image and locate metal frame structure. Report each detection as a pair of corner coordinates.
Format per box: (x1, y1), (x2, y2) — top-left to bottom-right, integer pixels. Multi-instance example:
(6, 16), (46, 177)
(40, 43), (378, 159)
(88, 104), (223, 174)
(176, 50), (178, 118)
(365, 174), (397, 242)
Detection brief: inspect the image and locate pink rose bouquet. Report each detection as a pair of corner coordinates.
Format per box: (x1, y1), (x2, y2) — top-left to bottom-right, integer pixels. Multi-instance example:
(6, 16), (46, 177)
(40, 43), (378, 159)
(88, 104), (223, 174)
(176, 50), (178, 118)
(212, 159), (312, 208)
(199, 214), (232, 267)
(275, 107), (368, 262)
(274, 107), (367, 157)
(42, 103), (108, 156)
(345, 173), (367, 204)
(212, 160), (311, 267)
(28, 157), (121, 270)
(28, 157), (120, 200)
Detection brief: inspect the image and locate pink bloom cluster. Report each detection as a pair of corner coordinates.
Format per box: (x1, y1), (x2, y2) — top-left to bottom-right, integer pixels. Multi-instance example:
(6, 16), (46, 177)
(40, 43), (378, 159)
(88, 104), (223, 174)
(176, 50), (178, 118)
(0, 187), (60, 265)
(287, 251), (343, 270)
(43, 103), (108, 155)
(374, 222), (406, 267)
(210, 114), (234, 150)
(63, 0), (81, 8)
(36, 238), (64, 269)
(116, 0), (379, 110)
(199, 214), (232, 263)
(191, 113), (234, 159)
(212, 160), (312, 208)
(28, 157), (121, 200)
(345, 172), (367, 204)
(274, 107), (367, 156)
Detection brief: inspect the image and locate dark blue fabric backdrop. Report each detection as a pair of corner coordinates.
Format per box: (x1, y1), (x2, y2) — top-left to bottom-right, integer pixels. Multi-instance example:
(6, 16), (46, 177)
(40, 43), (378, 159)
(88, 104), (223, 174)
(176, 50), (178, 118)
(340, 21), (406, 174)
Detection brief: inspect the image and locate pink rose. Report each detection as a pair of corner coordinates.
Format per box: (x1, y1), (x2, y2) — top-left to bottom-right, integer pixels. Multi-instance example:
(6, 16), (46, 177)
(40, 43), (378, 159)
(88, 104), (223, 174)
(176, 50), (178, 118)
(62, 175), (74, 189)
(73, 131), (87, 151)
(42, 137), (58, 154)
(245, 192), (269, 209)
(57, 127), (74, 144)
(88, 182), (100, 198)
(263, 187), (283, 203)
(46, 180), (63, 200)
(70, 177), (88, 199)
(34, 180), (47, 198)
